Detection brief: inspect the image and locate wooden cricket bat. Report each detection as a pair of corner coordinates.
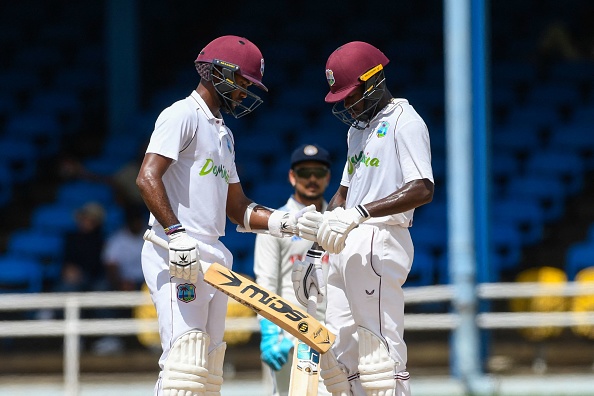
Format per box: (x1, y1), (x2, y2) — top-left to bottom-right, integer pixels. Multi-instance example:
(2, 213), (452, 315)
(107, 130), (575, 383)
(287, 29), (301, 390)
(288, 290), (320, 396)
(144, 229), (335, 353)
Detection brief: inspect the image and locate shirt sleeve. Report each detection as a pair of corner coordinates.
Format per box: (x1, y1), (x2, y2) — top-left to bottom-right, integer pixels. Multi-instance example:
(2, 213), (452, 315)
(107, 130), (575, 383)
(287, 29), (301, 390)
(253, 233), (282, 295)
(395, 120), (434, 184)
(146, 105), (197, 162)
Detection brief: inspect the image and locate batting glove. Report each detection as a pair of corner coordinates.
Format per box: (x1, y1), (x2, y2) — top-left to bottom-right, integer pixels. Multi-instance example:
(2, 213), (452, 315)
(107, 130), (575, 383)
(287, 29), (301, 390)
(259, 318), (293, 371)
(168, 230), (200, 283)
(292, 249), (326, 306)
(297, 210), (324, 243)
(268, 204), (316, 238)
(318, 205), (370, 254)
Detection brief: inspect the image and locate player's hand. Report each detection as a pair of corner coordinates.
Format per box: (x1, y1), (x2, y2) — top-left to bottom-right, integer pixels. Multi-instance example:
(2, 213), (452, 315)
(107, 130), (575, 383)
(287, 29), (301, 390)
(268, 204), (316, 238)
(259, 318), (293, 371)
(297, 210), (324, 243)
(318, 205), (370, 254)
(168, 230), (200, 283)
(292, 249), (326, 306)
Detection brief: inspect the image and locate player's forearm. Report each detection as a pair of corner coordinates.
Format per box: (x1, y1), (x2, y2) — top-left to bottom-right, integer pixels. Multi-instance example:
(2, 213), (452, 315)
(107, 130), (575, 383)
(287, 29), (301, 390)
(364, 178), (434, 218)
(326, 185), (348, 211)
(137, 172), (179, 227)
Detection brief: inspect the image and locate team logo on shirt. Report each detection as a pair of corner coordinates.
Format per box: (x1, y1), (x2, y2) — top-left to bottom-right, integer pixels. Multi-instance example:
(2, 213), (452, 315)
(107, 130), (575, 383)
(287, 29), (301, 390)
(325, 69), (335, 86)
(177, 283), (196, 303)
(376, 121), (389, 138)
(347, 150), (380, 175)
(199, 158), (230, 183)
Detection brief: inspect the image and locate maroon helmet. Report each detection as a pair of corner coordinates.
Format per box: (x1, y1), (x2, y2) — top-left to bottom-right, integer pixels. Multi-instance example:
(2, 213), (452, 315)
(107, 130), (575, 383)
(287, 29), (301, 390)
(195, 35), (267, 118)
(324, 42), (389, 128)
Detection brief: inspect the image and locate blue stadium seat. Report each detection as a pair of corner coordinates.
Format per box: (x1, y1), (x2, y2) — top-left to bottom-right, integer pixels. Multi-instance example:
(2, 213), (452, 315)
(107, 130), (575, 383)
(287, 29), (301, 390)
(492, 152), (521, 195)
(527, 83), (581, 107)
(491, 61), (538, 86)
(505, 104), (562, 129)
(0, 167), (12, 207)
(492, 198), (544, 245)
(12, 45), (63, 71)
(566, 242), (594, 281)
(409, 222), (447, 258)
(548, 125), (594, 170)
(7, 230), (63, 281)
(0, 138), (38, 183)
(407, 249), (434, 287)
(56, 181), (114, 208)
(571, 105), (594, 126)
(491, 221), (523, 274)
(492, 124), (542, 155)
(525, 149), (584, 195)
(31, 204), (78, 235)
(549, 61), (593, 84)
(4, 112), (62, 156)
(506, 175), (567, 222)
(0, 255), (43, 294)
(52, 67), (102, 93)
(0, 69), (42, 94)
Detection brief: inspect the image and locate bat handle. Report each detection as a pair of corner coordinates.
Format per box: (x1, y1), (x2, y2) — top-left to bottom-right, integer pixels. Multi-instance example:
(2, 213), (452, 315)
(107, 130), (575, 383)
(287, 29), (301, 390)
(143, 228), (209, 273)
(143, 229), (168, 249)
(307, 285), (318, 316)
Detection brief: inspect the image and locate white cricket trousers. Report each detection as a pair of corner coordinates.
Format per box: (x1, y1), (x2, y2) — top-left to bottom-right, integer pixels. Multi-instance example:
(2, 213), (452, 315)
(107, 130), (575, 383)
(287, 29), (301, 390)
(141, 228), (232, 395)
(325, 223), (413, 396)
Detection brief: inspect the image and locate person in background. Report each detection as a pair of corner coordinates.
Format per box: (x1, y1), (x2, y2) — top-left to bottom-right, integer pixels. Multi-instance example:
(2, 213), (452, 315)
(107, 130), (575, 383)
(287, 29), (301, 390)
(92, 203), (148, 355)
(55, 201), (106, 293)
(254, 144), (332, 396)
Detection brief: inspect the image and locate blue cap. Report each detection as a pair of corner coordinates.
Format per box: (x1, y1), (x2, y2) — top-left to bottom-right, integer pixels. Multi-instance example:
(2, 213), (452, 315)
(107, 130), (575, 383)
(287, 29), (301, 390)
(290, 144), (331, 168)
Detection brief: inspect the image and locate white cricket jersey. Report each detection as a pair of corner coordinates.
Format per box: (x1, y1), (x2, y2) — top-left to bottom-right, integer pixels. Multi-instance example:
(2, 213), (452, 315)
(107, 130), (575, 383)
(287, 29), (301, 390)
(341, 98), (433, 226)
(145, 90), (239, 236)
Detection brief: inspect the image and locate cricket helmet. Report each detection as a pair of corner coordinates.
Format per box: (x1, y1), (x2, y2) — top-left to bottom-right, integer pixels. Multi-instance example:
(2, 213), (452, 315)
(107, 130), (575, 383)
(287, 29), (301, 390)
(195, 35), (267, 118)
(325, 41), (390, 129)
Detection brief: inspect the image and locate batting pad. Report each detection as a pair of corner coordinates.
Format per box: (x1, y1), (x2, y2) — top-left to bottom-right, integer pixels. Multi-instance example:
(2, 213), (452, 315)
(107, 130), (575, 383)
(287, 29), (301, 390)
(357, 326), (396, 396)
(320, 348), (350, 396)
(206, 342), (227, 396)
(163, 330), (210, 396)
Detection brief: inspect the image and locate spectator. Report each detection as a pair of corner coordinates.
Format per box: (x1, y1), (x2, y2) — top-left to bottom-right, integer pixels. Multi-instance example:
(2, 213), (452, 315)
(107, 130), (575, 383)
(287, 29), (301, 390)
(102, 204), (147, 292)
(55, 201), (106, 293)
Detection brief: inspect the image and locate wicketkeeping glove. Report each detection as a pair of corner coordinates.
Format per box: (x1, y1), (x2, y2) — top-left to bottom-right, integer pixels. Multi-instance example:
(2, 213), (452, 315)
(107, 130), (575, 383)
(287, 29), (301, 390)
(168, 230), (200, 283)
(292, 249), (326, 306)
(318, 205), (370, 254)
(259, 318), (293, 371)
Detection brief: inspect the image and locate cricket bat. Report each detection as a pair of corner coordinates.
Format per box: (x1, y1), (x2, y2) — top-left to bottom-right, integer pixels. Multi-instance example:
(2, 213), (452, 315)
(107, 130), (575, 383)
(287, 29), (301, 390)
(288, 289), (320, 396)
(144, 229), (335, 353)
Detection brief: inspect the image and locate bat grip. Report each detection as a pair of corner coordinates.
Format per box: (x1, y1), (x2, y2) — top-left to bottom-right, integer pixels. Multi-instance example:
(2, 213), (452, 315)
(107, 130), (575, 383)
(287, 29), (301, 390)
(143, 229), (168, 249)
(307, 285), (318, 315)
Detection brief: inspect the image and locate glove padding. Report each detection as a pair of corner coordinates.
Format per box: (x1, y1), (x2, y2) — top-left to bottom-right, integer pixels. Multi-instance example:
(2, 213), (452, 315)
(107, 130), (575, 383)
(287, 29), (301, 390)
(292, 249), (326, 306)
(259, 318), (293, 371)
(268, 204), (316, 238)
(297, 210), (324, 243)
(168, 230), (200, 283)
(318, 205), (370, 254)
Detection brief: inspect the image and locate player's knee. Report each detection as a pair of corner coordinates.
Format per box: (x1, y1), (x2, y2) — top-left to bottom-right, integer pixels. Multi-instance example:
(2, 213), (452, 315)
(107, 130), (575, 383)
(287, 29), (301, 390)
(358, 326), (409, 396)
(320, 348), (351, 396)
(162, 330), (210, 396)
(206, 342), (227, 396)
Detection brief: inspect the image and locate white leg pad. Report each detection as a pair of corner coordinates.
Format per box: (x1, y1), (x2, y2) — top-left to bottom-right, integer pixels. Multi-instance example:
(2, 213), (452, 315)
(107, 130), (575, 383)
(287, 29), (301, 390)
(320, 348), (351, 396)
(205, 342), (226, 396)
(357, 326), (397, 396)
(163, 330), (210, 396)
